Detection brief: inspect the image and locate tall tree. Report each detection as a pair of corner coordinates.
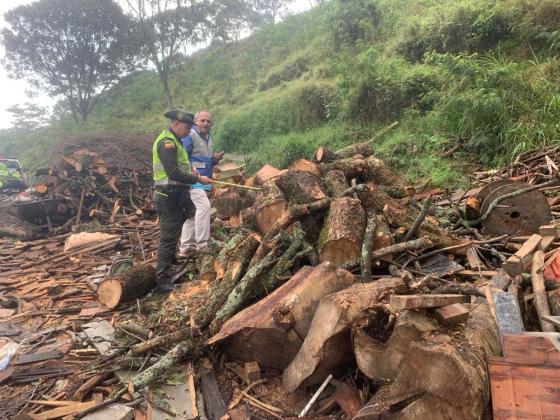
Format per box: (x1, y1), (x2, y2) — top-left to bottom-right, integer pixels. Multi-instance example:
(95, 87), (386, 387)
(2, 0), (141, 122)
(125, 0), (209, 108)
(252, 0), (295, 25)
(209, 0), (261, 42)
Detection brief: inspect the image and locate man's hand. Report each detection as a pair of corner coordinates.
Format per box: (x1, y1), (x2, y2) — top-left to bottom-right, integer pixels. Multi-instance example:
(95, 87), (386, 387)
(198, 175), (212, 184)
(213, 151), (225, 161)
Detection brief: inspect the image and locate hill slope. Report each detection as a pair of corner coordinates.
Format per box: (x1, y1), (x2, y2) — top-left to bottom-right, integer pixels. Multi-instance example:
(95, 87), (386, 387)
(1, 0), (560, 187)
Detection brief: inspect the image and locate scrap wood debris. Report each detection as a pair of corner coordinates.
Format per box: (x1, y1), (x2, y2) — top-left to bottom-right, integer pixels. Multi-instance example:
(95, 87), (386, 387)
(1, 127), (560, 419)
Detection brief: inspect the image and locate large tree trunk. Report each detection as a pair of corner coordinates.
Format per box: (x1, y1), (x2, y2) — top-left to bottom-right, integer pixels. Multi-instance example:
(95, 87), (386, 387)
(318, 197), (366, 266)
(354, 303), (501, 419)
(207, 262), (355, 370)
(275, 170), (327, 204)
(253, 181), (289, 234)
(282, 277), (407, 392)
(97, 264), (156, 309)
(212, 190), (253, 219)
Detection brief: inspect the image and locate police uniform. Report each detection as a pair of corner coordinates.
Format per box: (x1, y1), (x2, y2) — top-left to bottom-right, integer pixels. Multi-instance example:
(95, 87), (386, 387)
(152, 111), (199, 292)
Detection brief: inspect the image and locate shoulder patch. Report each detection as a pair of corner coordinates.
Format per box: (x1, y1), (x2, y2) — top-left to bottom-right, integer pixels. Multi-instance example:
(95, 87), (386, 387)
(163, 140), (176, 149)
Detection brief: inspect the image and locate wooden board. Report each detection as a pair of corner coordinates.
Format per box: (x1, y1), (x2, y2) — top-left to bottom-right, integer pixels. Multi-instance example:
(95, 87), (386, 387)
(15, 351), (63, 365)
(492, 291), (524, 343)
(488, 357), (560, 419)
(502, 334), (560, 367)
(431, 304), (469, 326)
(390, 294), (469, 310)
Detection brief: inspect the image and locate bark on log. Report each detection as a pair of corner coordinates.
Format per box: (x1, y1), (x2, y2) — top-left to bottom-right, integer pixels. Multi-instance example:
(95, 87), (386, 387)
(97, 264), (156, 309)
(322, 170), (349, 197)
(361, 210), (377, 282)
(288, 159), (322, 177)
(318, 197), (366, 266)
(130, 328), (201, 356)
(209, 241), (287, 334)
(251, 198), (331, 265)
(212, 190), (253, 219)
(319, 156), (403, 186)
(195, 234), (260, 328)
(316, 142), (375, 163)
(89, 209), (110, 222)
(197, 245), (217, 283)
(282, 277), (407, 392)
(239, 206), (258, 230)
(275, 170), (327, 204)
(254, 181), (289, 234)
(207, 262), (355, 370)
(384, 202), (465, 249)
(214, 233), (246, 280)
(354, 303), (500, 420)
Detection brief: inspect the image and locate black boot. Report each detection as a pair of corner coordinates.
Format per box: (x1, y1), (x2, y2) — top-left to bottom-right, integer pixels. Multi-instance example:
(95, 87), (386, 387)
(154, 274), (176, 294)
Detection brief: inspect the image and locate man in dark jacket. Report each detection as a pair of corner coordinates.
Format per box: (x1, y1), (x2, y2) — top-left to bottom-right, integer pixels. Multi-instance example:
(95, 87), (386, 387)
(152, 110), (212, 293)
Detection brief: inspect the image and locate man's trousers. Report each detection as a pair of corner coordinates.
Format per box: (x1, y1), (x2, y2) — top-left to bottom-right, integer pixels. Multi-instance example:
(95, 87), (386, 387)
(179, 188), (211, 252)
(154, 190), (188, 283)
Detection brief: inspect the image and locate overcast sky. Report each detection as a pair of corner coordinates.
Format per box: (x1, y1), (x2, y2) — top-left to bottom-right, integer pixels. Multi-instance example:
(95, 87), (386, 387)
(0, 0), (312, 130)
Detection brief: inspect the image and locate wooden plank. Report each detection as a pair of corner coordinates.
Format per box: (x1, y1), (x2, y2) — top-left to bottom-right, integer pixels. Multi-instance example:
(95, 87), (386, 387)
(200, 359), (227, 420)
(466, 246), (485, 270)
(35, 400), (96, 419)
(390, 294), (469, 310)
(186, 362), (198, 419)
(28, 401), (75, 407)
(456, 270), (497, 277)
(502, 234), (543, 276)
(543, 315), (560, 329)
(431, 303), (469, 326)
(539, 224), (560, 238)
(502, 335), (560, 367)
(488, 357), (560, 419)
(15, 351), (63, 365)
(532, 250), (555, 332)
(0, 367), (14, 385)
(492, 290), (524, 343)
(540, 236), (555, 252)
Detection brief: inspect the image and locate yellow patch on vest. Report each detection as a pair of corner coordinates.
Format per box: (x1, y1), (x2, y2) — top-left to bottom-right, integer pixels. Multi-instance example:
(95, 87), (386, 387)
(163, 140), (176, 149)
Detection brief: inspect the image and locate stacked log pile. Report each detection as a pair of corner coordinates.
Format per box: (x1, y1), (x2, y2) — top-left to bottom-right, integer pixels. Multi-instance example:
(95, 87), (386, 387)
(2, 132), (560, 419)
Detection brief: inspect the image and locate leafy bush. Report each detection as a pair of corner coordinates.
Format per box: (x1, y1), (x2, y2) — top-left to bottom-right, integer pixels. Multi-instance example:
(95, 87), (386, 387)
(326, 0), (383, 49)
(397, 4), (511, 62)
(259, 54), (310, 91)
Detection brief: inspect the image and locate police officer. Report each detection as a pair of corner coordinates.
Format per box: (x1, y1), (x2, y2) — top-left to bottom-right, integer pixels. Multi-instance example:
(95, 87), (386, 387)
(153, 110), (212, 293)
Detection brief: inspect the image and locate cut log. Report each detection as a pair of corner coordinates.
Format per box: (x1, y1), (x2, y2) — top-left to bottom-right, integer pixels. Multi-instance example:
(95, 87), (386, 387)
(315, 142), (375, 163)
(196, 248), (217, 283)
(130, 328), (201, 356)
(355, 303), (501, 419)
(288, 159), (322, 177)
(207, 262), (355, 370)
(214, 233), (246, 280)
(254, 164), (281, 185)
(253, 181), (289, 234)
(374, 215), (394, 253)
(239, 206), (257, 230)
(322, 170), (349, 197)
(97, 264), (156, 309)
(360, 210), (377, 282)
(195, 234), (260, 328)
(318, 197), (366, 266)
(354, 310), (437, 383)
(282, 277), (407, 392)
(212, 190), (253, 219)
(275, 170), (327, 204)
(319, 156), (403, 186)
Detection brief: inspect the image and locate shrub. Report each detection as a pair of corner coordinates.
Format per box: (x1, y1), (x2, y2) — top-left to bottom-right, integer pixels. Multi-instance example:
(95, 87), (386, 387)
(259, 54), (310, 91)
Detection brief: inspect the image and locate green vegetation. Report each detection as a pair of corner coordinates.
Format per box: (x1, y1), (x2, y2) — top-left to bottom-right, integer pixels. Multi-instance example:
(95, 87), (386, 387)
(2, 0), (560, 188)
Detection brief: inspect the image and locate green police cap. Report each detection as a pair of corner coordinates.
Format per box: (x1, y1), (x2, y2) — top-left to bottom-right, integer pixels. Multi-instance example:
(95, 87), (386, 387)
(164, 110), (195, 125)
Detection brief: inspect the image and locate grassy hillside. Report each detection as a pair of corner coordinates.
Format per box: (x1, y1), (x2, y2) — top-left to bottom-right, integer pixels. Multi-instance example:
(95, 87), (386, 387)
(1, 0), (560, 187)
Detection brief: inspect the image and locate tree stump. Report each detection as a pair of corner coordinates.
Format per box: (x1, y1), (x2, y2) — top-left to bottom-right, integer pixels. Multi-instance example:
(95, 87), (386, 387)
(318, 197), (366, 266)
(288, 159), (322, 177)
(97, 264), (156, 309)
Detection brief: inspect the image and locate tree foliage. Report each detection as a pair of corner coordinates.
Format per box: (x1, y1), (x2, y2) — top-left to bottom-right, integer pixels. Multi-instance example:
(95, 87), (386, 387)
(252, 0), (296, 25)
(7, 103), (50, 131)
(125, 0), (210, 108)
(2, 0), (141, 122)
